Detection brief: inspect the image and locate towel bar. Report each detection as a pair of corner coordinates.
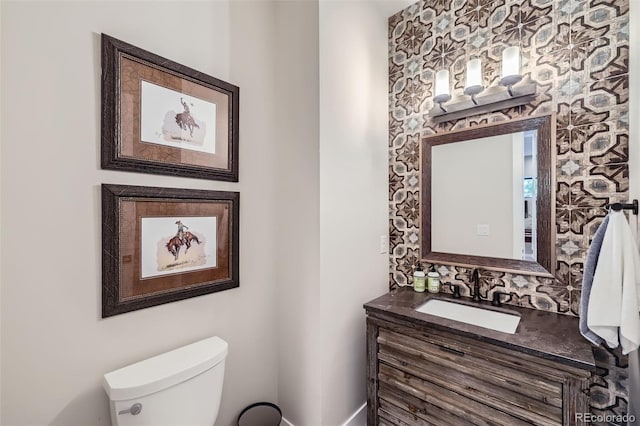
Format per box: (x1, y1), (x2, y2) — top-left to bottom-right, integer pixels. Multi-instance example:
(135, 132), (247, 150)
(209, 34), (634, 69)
(608, 200), (638, 215)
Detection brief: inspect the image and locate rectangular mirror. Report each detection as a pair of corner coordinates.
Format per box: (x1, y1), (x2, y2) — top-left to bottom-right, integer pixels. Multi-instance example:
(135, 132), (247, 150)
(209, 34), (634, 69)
(431, 130), (537, 260)
(421, 115), (554, 277)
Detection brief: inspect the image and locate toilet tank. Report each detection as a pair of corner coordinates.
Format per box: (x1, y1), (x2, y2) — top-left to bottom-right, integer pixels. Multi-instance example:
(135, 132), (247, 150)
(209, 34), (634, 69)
(103, 336), (228, 426)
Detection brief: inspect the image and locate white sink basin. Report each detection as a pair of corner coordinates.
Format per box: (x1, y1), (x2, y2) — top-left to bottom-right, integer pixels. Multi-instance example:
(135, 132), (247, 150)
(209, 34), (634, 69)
(415, 299), (520, 334)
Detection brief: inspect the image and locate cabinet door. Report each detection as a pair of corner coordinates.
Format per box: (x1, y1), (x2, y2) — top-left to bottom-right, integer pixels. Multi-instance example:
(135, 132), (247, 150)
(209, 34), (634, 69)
(377, 327), (563, 425)
(369, 315), (592, 426)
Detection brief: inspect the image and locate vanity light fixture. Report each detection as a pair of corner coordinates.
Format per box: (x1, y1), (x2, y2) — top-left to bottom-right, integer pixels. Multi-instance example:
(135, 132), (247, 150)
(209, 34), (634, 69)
(499, 46), (523, 97)
(463, 58), (484, 105)
(433, 69), (452, 112)
(428, 46), (537, 123)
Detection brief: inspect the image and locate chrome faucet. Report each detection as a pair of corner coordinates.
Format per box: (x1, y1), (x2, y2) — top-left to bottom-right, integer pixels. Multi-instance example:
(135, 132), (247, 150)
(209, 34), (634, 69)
(471, 268), (481, 302)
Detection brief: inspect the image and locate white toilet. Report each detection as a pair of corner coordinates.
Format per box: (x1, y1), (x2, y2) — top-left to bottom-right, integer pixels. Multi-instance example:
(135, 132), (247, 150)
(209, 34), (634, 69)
(103, 336), (228, 426)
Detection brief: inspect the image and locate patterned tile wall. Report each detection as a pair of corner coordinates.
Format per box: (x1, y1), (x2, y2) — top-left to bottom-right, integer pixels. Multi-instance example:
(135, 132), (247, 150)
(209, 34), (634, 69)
(388, 0), (629, 420)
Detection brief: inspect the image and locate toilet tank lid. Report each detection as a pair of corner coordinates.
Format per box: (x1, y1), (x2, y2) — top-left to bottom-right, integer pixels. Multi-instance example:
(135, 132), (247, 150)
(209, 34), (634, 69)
(103, 336), (228, 401)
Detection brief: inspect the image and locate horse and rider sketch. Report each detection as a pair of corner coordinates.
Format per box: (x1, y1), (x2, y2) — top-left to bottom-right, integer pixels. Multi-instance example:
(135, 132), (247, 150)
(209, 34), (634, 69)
(174, 97), (200, 138)
(165, 220), (201, 261)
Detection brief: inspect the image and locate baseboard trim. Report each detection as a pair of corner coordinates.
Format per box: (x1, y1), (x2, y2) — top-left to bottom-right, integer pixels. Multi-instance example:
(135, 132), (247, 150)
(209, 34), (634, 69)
(281, 416), (295, 426)
(280, 402), (366, 426)
(342, 402), (366, 426)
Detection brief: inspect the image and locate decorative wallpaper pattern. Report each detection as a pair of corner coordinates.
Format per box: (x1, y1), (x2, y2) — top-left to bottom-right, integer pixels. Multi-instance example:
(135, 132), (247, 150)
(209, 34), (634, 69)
(389, 0), (629, 421)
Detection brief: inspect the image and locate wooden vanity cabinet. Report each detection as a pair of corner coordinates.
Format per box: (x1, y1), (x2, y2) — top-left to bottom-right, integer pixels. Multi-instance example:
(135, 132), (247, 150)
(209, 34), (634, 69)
(366, 311), (592, 426)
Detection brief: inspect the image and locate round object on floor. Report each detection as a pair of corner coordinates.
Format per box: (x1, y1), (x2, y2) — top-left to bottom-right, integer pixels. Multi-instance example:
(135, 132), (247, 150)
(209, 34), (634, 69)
(237, 402), (282, 426)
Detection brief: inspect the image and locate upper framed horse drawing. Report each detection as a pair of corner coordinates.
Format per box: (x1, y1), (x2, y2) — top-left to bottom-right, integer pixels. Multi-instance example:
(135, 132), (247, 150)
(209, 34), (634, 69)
(102, 184), (240, 317)
(101, 34), (239, 182)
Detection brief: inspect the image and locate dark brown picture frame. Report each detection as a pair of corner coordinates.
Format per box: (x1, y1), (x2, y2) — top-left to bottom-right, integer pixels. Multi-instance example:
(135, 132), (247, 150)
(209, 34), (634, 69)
(101, 34), (239, 182)
(102, 184), (240, 317)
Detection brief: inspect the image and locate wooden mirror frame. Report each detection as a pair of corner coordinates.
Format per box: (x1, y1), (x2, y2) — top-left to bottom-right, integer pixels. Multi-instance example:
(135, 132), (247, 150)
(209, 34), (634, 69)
(420, 115), (555, 277)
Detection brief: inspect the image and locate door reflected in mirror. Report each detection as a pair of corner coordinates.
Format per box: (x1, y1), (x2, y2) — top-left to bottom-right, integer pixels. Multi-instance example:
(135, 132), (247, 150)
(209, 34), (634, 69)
(431, 130), (537, 262)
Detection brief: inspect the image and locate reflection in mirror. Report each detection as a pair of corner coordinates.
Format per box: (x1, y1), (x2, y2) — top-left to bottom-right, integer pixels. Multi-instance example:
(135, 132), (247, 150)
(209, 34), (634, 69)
(421, 115), (554, 277)
(431, 130), (537, 261)
(523, 131), (537, 261)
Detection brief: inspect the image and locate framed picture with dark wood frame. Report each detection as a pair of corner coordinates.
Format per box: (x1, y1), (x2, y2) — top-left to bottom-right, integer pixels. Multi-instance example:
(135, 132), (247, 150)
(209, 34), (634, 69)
(102, 184), (240, 317)
(101, 34), (239, 181)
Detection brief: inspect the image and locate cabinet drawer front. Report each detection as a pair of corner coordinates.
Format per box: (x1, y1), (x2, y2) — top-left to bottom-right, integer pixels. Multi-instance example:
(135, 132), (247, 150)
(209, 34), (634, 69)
(378, 328), (564, 425)
(379, 397), (431, 426)
(378, 328), (563, 402)
(373, 317), (590, 379)
(379, 382), (479, 426)
(379, 364), (543, 426)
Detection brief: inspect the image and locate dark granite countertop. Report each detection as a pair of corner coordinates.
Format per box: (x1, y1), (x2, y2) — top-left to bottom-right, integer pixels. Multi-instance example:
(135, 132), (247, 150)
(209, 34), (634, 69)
(364, 288), (595, 371)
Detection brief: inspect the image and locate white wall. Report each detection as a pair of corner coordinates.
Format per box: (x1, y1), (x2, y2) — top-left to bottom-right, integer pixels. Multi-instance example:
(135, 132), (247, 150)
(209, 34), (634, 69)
(0, 1), (3, 421)
(621, 0), (638, 419)
(629, 1), (640, 237)
(1, 2), (281, 425)
(318, 1), (391, 424)
(274, 1), (322, 425)
(431, 134), (515, 259)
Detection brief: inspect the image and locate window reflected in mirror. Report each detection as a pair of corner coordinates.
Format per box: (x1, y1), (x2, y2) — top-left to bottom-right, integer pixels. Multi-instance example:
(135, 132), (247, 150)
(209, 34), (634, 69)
(523, 131), (537, 261)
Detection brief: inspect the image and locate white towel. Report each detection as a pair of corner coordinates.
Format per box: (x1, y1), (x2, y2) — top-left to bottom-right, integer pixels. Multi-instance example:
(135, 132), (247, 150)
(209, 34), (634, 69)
(587, 210), (640, 355)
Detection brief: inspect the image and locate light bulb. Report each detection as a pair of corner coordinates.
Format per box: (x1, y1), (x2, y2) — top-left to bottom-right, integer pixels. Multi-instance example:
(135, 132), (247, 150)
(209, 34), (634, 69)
(464, 58), (483, 96)
(434, 69), (451, 104)
(500, 46), (523, 87)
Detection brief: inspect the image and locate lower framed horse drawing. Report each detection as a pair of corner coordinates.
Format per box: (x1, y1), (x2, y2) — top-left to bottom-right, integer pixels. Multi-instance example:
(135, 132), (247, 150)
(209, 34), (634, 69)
(102, 184), (239, 317)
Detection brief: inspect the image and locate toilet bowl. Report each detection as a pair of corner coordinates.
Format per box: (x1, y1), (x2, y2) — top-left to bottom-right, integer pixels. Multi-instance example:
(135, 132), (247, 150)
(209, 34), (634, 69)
(103, 336), (228, 426)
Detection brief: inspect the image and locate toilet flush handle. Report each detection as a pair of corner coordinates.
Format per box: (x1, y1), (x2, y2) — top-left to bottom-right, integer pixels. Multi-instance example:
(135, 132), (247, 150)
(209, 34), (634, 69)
(118, 403), (142, 416)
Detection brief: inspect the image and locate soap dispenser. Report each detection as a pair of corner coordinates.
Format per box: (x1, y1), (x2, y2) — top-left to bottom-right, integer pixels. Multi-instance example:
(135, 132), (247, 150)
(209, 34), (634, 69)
(413, 264), (426, 293)
(427, 265), (440, 294)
